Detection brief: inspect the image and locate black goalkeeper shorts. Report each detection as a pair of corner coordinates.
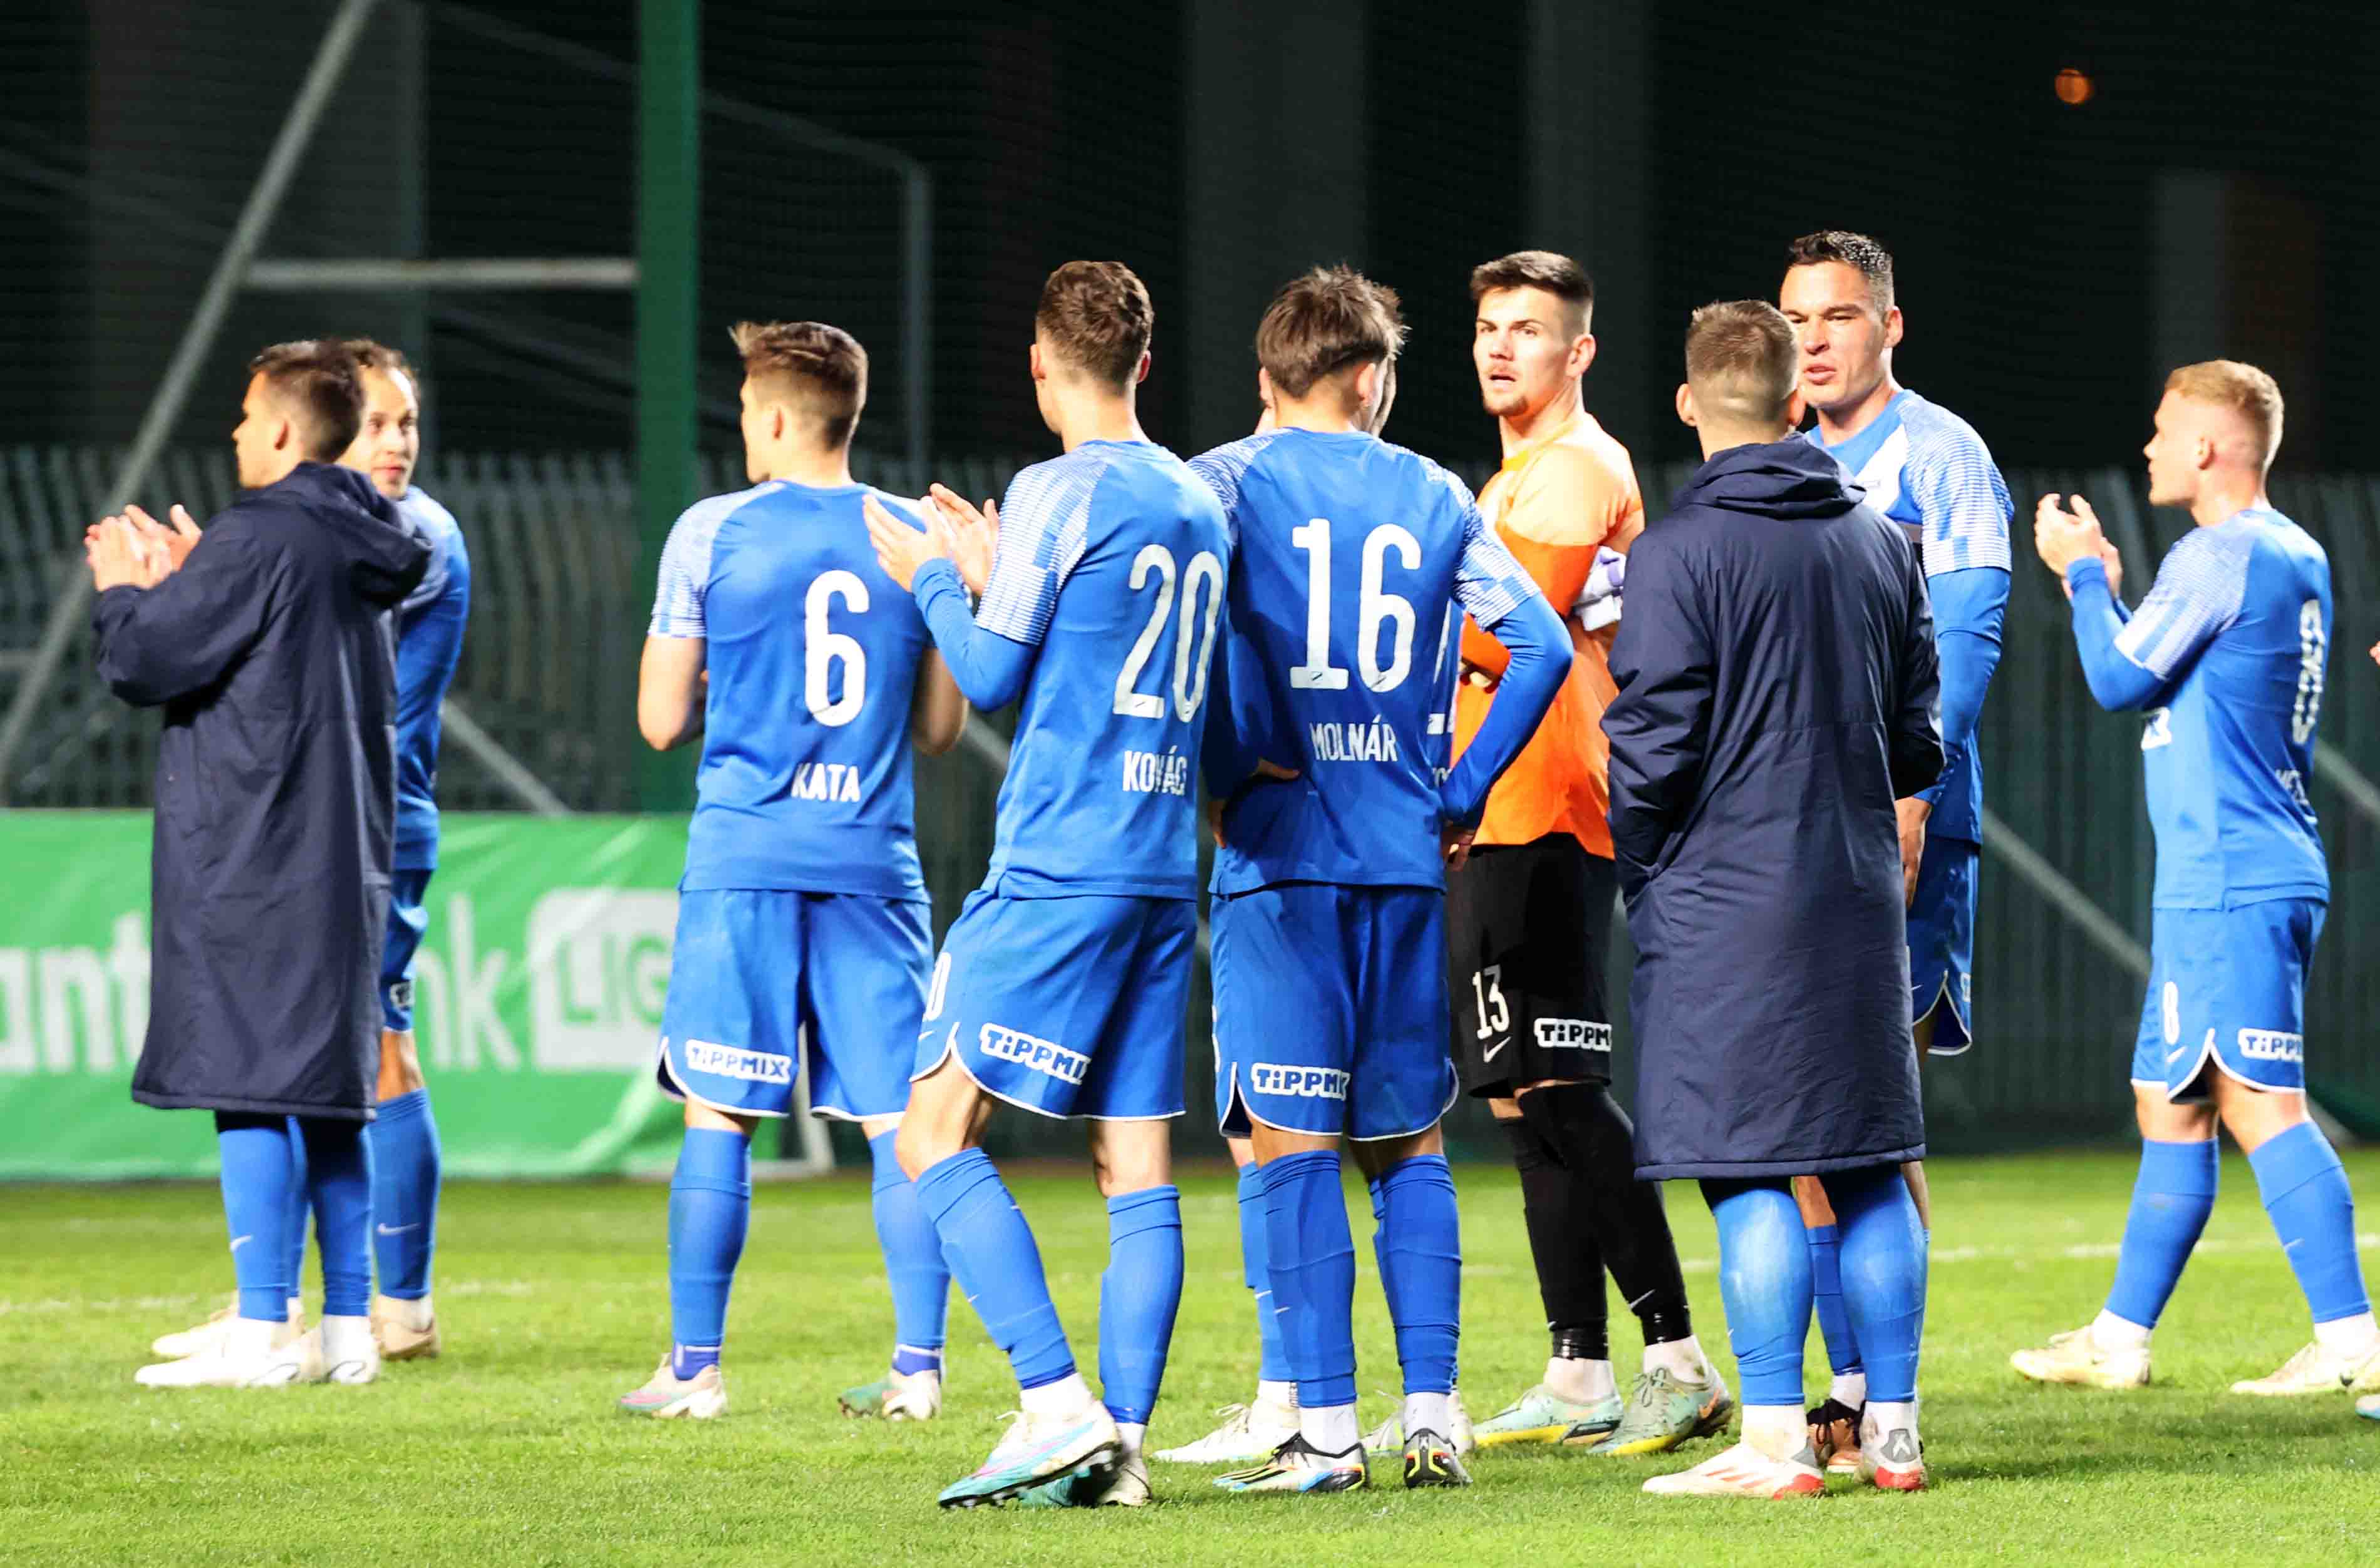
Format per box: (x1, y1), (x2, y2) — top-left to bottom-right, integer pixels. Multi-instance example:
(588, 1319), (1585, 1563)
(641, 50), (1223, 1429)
(1446, 833), (1616, 1098)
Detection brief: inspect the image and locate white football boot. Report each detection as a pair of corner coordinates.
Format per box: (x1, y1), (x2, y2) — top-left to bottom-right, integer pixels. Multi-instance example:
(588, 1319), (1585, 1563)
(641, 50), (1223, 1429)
(1154, 1396), (1300, 1464)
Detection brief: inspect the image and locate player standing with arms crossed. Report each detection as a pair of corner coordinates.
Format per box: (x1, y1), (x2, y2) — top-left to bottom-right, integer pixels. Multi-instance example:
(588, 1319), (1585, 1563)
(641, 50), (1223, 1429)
(1779, 231), (2009, 1467)
(867, 261), (1226, 1510)
(2019, 362), (2377, 1402)
(619, 321), (966, 1421)
(1445, 250), (1727, 1460)
(1196, 266), (1568, 1494)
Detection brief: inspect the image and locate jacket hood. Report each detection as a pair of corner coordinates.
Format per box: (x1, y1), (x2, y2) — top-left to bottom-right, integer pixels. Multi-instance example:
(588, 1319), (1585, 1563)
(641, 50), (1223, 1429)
(1670, 436), (1863, 523)
(271, 462), (432, 609)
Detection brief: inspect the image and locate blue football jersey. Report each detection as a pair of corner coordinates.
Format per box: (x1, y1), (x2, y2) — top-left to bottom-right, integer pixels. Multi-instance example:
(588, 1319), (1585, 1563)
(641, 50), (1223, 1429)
(1193, 428), (1544, 894)
(649, 480), (936, 900)
(2116, 508), (2330, 910)
(1809, 389), (2011, 842)
(970, 440), (1231, 899)
(392, 488), (470, 871)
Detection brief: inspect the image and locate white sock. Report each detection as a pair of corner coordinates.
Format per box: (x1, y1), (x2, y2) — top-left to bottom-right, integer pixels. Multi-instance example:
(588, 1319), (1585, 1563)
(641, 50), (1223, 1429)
(1865, 1398), (1918, 1448)
(1645, 1335), (1709, 1381)
(1019, 1371), (1095, 1420)
(225, 1316), (279, 1358)
(1256, 1378), (1298, 1411)
(286, 1296), (304, 1324)
(1544, 1355), (1616, 1404)
(1300, 1402), (1360, 1455)
(1402, 1390), (1452, 1438)
(2091, 1309), (2152, 1351)
(1741, 1403), (1803, 1462)
(1115, 1420), (1146, 1457)
(2314, 1310), (2380, 1358)
(1828, 1369), (1868, 1406)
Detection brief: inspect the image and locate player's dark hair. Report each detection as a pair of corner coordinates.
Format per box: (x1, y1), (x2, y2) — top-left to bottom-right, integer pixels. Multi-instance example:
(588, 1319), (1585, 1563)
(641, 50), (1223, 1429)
(1035, 260), (1154, 386)
(1684, 301), (1798, 421)
(1255, 265), (1405, 401)
(1784, 230), (1895, 312)
(1469, 250), (1595, 334)
(730, 320), (868, 448)
(249, 339), (366, 460)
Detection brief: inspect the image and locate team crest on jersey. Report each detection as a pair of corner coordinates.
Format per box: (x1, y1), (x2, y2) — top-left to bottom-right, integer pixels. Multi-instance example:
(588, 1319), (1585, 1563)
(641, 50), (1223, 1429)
(1250, 1063), (1351, 1100)
(1534, 1018), (1612, 1052)
(685, 1038), (793, 1085)
(790, 762), (864, 802)
(979, 1023), (1088, 1085)
(2236, 1028), (2303, 1063)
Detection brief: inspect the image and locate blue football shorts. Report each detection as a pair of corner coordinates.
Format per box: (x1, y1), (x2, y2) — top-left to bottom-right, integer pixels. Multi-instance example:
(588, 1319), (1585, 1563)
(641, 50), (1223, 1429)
(1211, 882), (1458, 1142)
(2131, 898), (2324, 1103)
(911, 890), (1193, 1121)
(381, 867), (433, 1034)
(656, 888), (933, 1121)
(1907, 835), (1977, 1055)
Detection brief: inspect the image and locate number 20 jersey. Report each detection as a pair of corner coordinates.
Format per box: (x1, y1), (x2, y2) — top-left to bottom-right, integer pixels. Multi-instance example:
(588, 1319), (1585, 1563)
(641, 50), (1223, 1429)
(1194, 428), (1541, 894)
(976, 439), (1231, 900)
(649, 480), (934, 899)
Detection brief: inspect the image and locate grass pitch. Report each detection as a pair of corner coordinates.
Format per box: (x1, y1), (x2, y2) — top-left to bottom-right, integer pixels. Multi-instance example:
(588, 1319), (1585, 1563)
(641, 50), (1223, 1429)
(8, 1150), (2379, 1566)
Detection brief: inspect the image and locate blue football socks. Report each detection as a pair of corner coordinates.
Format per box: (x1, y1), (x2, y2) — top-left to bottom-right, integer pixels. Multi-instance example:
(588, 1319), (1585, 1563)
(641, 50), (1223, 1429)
(295, 1117), (375, 1320)
(668, 1127), (751, 1379)
(282, 1116), (310, 1313)
(867, 1131), (949, 1376)
(1237, 1160), (1290, 1383)
(1823, 1165), (1928, 1405)
(2250, 1122), (2371, 1326)
(1704, 1180), (1812, 1408)
(2103, 1137), (2218, 1331)
(915, 1149), (1075, 1391)
(368, 1088), (442, 1301)
(215, 1113), (298, 1323)
(1261, 1150), (1358, 1411)
(1369, 1155), (1461, 1397)
(1099, 1185), (1184, 1425)
(1807, 1222), (1863, 1379)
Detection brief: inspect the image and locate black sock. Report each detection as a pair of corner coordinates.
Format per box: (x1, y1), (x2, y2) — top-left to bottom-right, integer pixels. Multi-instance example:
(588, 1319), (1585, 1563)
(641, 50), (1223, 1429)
(1499, 1115), (1606, 1361)
(1521, 1083), (1693, 1344)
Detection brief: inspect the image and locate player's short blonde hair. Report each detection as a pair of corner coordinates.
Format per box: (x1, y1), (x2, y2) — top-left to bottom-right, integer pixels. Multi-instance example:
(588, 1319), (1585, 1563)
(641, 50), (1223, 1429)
(1256, 266), (1405, 401)
(1035, 261), (1154, 386)
(2165, 359), (2284, 469)
(730, 320), (867, 447)
(1684, 301), (1797, 422)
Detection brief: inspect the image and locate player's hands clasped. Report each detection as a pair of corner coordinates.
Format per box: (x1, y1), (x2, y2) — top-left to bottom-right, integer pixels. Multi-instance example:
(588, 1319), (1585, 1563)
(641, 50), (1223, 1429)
(2034, 492), (2113, 582)
(924, 485), (1000, 598)
(83, 505), (190, 592)
(863, 493), (944, 592)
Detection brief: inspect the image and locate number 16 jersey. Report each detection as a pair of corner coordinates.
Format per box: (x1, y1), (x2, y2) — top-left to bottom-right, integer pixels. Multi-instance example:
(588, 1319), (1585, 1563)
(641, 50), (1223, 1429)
(649, 480), (935, 899)
(976, 439), (1231, 900)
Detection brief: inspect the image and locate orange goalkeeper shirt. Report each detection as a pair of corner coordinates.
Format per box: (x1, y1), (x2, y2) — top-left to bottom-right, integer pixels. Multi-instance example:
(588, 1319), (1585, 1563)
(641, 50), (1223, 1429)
(1451, 410), (1645, 857)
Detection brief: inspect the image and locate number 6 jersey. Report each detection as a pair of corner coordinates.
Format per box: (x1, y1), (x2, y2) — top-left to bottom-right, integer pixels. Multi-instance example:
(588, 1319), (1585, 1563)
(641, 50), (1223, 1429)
(948, 438), (1230, 900)
(1193, 428), (1567, 894)
(649, 479), (937, 899)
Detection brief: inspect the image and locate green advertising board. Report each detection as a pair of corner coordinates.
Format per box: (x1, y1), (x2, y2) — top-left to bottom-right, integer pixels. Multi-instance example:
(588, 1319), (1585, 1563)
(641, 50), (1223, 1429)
(0, 813), (695, 1180)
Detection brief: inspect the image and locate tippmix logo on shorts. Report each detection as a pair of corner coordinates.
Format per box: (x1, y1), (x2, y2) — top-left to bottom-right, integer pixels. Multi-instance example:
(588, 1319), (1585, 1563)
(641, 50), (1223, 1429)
(1250, 1063), (1351, 1100)
(1534, 1018), (1612, 1052)
(979, 1022), (1089, 1085)
(684, 1038), (793, 1085)
(2236, 1028), (2303, 1063)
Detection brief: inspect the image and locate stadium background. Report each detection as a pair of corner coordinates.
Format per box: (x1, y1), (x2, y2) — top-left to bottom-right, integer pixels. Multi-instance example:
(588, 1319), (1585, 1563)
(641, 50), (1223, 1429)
(0, 0), (2374, 1174)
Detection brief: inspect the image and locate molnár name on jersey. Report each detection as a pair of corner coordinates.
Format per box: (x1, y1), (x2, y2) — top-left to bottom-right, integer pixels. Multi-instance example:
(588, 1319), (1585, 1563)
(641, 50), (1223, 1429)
(789, 761), (865, 802)
(1308, 720), (1401, 763)
(1122, 748), (1192, 797)
(980, 1021), (1089, 1085)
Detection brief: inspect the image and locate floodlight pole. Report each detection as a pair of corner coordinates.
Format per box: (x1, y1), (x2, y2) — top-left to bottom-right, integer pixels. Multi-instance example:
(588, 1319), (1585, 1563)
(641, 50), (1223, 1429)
(0, 0), (380, 802)
(636, 0), (700, 813)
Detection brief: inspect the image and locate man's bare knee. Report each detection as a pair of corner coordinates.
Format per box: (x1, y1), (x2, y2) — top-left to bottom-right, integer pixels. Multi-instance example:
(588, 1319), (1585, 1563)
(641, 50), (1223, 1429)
(1350, 1123), (1444, 1182)
(682, 1098), (758, 1140)
(895, 1062), (989, 1180)
(1090, 1120), (1172, 1197)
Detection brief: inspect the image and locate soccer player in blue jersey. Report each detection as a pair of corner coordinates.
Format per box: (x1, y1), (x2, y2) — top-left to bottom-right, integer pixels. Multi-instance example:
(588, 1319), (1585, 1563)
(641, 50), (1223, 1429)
(148, 339), (468, 1380)
(1194, 266), (1569, 1495)
(864, 260), (1226, 1510)
(1779, 231), (2010, 1467)
(2018, 361), (2378, 1401)
(618, 320), (968, 1422)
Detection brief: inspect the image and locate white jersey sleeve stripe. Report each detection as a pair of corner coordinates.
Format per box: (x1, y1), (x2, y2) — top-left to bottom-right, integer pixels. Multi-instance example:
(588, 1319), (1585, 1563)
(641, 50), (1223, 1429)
(2114, 523), (2253, 681)
(976, 451), (1105, 646)
(648, 483), (775, 638)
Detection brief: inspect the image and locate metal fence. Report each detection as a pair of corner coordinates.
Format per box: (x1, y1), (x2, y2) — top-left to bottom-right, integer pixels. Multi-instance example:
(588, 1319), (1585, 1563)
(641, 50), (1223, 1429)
(2, 447), (2374, 1154)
